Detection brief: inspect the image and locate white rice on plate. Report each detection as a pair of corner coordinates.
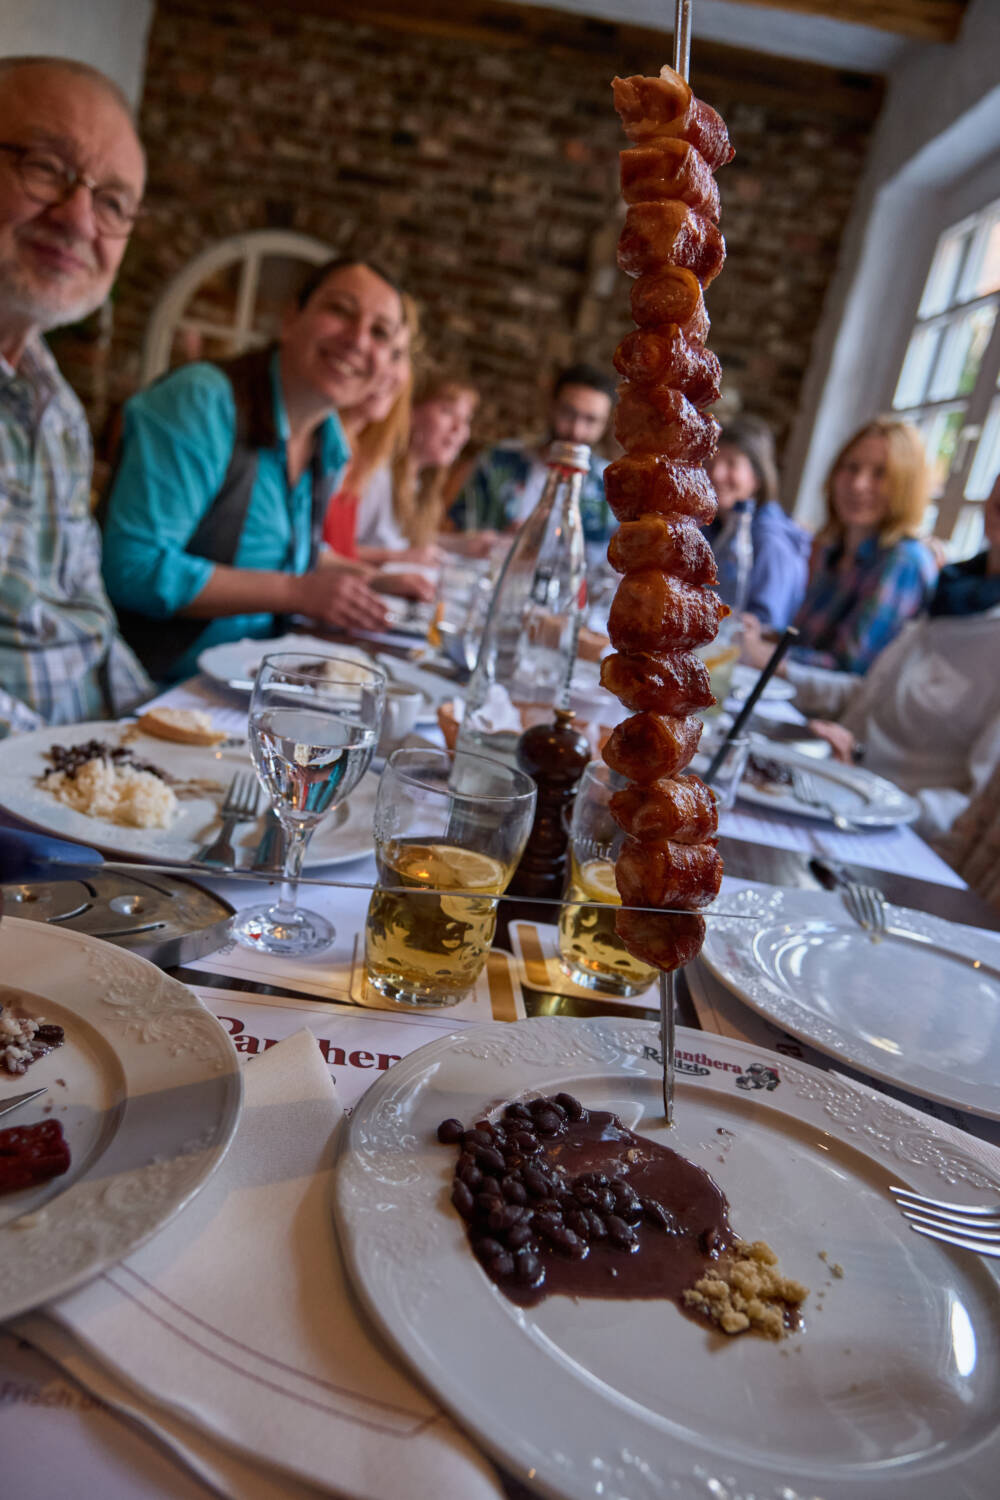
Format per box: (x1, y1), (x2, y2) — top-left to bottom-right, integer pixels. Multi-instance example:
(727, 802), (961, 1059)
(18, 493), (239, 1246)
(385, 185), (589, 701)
(44, 756), (178, 829)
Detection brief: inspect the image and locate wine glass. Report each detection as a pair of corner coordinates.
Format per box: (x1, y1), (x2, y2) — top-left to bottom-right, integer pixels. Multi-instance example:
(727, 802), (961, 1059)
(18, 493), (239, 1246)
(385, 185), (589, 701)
(233, 653), (385, 955)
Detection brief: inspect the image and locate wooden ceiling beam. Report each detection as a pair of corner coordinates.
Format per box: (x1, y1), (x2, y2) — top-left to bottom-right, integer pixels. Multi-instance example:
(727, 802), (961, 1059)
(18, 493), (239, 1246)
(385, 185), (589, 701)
(724, 0), (966, 46)
(262, 0), (885, 120)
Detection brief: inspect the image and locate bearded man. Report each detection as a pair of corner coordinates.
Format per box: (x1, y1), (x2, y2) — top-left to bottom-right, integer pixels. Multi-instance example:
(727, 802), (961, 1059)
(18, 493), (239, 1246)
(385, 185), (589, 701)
(0, 56), (151, 732)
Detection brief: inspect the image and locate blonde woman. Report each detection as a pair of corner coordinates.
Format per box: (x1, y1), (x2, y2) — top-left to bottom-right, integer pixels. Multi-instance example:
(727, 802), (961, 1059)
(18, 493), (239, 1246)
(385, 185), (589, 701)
(742, 418), (937, 676)
(793, 472), (1000, 841)
(356, 374), (495, 562)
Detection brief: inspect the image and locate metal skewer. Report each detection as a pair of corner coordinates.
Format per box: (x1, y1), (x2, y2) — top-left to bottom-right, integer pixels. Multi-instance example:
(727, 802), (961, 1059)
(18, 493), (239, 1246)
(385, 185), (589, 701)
(660, 971), (676, 1125)
(673, 0), (692, 82)
(0, 830), (761, 921)
(653, 0), (695, 1128)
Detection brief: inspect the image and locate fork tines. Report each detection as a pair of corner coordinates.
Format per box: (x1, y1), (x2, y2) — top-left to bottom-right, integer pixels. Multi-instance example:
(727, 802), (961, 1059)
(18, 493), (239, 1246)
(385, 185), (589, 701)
(890, 1185), (1000, 1257)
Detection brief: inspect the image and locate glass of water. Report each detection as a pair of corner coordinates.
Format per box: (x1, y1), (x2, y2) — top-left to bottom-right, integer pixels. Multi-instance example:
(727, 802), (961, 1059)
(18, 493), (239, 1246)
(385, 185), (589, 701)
(233, 653), (385, 955)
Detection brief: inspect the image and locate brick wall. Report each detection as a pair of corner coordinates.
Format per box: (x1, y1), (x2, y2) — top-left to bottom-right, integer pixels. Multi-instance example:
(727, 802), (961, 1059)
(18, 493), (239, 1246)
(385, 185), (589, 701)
(65, 0), (882, 471)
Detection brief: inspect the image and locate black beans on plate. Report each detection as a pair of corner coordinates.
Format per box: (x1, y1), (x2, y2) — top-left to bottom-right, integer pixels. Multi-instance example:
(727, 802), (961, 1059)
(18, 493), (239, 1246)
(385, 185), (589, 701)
(437, 1093), (678, 1295)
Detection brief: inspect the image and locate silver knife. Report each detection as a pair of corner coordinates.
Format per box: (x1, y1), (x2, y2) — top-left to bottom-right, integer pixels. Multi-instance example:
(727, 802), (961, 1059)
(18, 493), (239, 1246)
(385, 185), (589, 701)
(0, 1086), (47, 1120)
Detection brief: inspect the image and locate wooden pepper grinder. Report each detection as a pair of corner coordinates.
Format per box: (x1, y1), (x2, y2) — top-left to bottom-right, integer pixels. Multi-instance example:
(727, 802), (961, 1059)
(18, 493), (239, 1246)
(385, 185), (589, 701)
(507, 708), (591, 901)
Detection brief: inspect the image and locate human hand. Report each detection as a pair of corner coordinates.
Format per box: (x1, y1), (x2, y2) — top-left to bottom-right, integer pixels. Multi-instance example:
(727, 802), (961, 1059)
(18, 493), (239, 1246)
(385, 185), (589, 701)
(402, 544), (444, 566)
(807, 719), (858, 763)
(446, 530), (501, 559)
(371, 570), (437, 603)
(738, 615), (780, 672)
(295, 567), (390, 632)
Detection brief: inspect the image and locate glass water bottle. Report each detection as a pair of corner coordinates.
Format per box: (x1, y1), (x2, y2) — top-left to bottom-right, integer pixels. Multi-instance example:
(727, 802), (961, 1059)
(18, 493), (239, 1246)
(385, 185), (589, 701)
(456, 441), (589, 767)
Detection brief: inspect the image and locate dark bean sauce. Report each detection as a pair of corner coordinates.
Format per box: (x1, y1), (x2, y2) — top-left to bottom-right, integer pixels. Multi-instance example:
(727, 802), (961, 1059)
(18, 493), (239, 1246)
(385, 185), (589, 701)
(438, 1093), (734, 1314)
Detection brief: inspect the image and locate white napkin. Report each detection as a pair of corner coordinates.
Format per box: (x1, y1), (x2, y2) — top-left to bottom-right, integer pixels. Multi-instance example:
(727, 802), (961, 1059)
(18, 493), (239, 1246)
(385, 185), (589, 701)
(14, 1032), (503, 1500)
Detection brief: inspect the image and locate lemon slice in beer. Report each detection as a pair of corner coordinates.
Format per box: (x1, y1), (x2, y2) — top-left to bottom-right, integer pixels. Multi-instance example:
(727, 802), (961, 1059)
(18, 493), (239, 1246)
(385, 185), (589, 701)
(578, 858), (621, 905)
(393, 843), (507, 921)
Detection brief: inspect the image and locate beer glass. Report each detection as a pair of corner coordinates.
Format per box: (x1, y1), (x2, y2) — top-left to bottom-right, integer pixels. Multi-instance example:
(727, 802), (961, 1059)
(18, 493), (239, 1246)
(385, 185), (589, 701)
(557, 760), (657, 996)
(365, 747), (536, 1007)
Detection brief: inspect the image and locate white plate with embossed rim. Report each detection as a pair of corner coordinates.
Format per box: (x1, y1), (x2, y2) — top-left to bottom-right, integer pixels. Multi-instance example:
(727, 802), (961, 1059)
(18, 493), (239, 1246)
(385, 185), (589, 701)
(702, 884), (1000, 1122)
(197, 632), (382, 693)
(729, 661), (797, 702)
(333, 1016), (1000, 1500)
(730, 740), (921, 827)
(0, 720), (379, 870)
(0, 917), (241, 1321)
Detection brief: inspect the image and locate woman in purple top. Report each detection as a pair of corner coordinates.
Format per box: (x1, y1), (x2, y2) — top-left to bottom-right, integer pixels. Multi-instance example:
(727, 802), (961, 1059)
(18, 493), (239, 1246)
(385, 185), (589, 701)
(742, 418), (938, 676)
(705, 415), (811, 630)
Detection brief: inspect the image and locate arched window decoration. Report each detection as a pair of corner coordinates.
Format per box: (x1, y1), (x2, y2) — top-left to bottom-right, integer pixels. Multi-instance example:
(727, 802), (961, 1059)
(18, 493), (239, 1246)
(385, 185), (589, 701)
(140, 230), (333, 385)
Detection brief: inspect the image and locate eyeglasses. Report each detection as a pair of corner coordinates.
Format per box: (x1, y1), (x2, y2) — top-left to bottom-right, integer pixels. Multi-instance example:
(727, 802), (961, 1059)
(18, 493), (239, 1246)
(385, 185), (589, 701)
(0, 142), (141, 238)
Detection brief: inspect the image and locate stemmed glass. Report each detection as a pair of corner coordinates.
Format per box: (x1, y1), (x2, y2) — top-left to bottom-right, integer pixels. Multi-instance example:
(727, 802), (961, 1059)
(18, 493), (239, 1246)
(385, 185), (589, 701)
(233, 653), (385, 955)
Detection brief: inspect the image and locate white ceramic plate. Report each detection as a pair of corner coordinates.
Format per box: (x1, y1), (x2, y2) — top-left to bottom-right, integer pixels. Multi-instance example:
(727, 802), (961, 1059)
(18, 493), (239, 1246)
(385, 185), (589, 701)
(197, 633), (381, 694)
(0, 721), (378, 870)
(0, 917), (241, 1320)
(735, 740), (920, 827)
(334, 1017), (1000, 1500)
(729, 661), (797, 702)
(702, 884), (1000, 1121)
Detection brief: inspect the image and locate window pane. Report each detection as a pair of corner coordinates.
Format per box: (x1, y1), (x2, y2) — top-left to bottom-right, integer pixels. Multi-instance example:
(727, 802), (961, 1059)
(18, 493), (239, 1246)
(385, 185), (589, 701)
(920, 227), (970, 317)
(952, 503), (985, 560)
(893, 325), (941, 408)
(169, 324), (237, 369)
(927, 305), (998, 401)
(182, 262), (241, 326)
(966, 396), (1000, 500)
(252, 255), (322, 340)
(919, 407), (964, 496)
(958, 208), (1000, 302)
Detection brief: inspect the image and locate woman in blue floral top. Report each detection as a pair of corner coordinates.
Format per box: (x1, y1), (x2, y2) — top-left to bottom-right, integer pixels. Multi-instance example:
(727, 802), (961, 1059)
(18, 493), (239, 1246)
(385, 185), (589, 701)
(742, 418), (938, 676)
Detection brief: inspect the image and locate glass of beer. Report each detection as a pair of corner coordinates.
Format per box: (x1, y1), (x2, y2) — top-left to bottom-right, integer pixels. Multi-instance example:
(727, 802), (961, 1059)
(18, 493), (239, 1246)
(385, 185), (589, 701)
(557, 760), (658, 997)
(364, 747), (536, 1007)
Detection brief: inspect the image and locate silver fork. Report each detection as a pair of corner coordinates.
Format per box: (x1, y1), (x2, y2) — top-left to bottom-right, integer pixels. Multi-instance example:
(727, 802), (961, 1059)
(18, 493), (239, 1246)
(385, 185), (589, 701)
(890, 1186), (1000, 1257)
(840, 880), (888, 936)
(789, 767), (855, 832)
(196, 772), (261, 867)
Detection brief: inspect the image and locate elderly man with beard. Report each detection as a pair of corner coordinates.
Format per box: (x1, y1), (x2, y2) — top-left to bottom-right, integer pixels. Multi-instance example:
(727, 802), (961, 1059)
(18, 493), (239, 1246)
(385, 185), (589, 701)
(0, 56), (153, 733)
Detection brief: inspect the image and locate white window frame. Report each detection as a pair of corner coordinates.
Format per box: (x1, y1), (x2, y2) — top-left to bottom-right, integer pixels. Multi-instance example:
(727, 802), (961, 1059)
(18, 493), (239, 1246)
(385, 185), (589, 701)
(140, 229), (333, 386)
(888, 173), (1000, 555)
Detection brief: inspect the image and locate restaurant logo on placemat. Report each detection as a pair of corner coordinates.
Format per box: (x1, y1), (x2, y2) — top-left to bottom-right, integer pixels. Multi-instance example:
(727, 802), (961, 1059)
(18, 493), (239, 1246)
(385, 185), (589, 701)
(735, 1062), (781, 1092)
(643, 1045), (781, 1089)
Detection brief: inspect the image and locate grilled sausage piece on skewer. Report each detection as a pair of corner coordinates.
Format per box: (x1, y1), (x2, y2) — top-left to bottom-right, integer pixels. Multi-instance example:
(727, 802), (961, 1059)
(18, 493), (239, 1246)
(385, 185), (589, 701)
(600, 651), (714, 716)
(608, 515), (717, 583)
(603, 711), (703, 785)
(616, 835), (723, 912)
(605, 456), (717, 525)
(609, 774), (718, 843)
(613, 328), (721, 408)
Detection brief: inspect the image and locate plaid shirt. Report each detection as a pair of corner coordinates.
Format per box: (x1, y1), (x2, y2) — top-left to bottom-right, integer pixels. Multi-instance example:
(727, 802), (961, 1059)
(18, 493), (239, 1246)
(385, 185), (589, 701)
(0, 336), (151, 735)
(449, 440), (612, 545)
(790, 533), (938, 675)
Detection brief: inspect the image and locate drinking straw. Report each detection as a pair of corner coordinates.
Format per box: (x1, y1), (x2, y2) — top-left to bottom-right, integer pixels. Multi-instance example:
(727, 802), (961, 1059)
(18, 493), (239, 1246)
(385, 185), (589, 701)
(702, 626), (799, 786)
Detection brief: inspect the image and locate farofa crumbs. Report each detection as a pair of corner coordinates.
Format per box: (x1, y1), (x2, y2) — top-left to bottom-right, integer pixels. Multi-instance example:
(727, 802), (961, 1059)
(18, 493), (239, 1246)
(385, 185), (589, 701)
(682, 1239), (808, 1338)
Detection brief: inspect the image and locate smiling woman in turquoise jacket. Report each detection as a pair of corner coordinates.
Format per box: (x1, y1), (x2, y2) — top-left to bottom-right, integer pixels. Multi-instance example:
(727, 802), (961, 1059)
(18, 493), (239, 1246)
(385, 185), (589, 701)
(101, 258), (401, 679)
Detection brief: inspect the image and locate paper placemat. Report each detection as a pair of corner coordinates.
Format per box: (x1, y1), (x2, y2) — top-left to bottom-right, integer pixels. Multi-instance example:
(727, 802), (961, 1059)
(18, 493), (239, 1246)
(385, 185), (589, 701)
(720, 803), (966, 887)
(508, 919), (659, 1010)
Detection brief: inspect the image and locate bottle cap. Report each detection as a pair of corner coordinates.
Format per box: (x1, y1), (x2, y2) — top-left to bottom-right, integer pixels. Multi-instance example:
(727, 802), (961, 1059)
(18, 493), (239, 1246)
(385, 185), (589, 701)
(545, 441), (591, 472)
